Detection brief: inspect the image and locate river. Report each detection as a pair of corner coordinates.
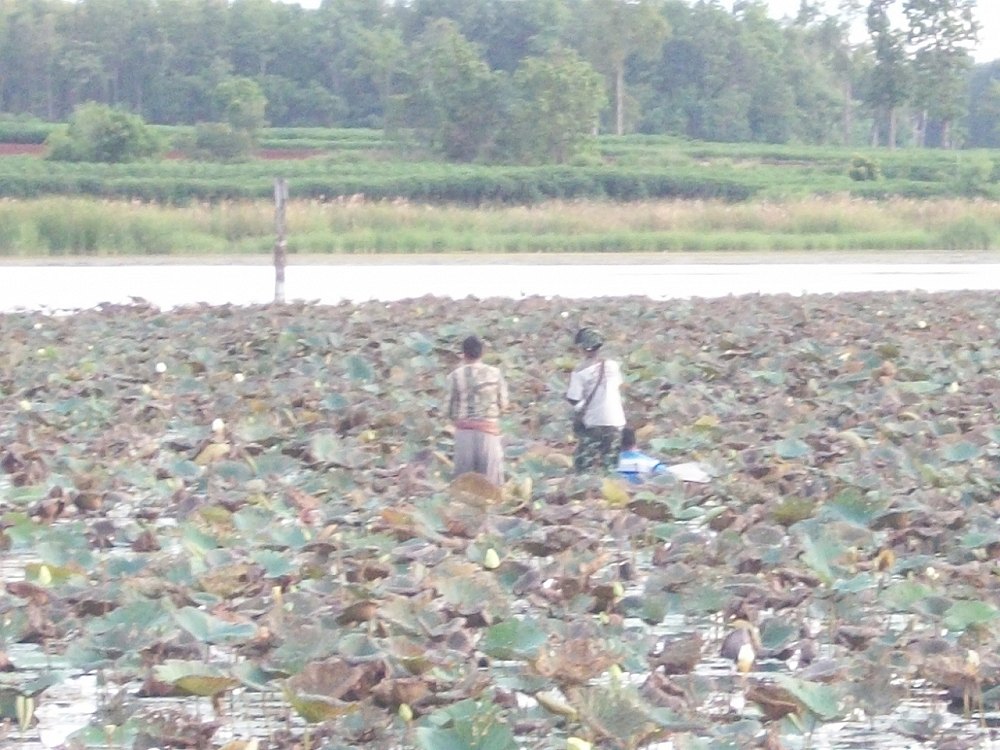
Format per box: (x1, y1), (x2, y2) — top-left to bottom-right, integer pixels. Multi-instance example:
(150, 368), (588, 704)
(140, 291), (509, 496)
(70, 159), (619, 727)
(2, 257), (1000, 312)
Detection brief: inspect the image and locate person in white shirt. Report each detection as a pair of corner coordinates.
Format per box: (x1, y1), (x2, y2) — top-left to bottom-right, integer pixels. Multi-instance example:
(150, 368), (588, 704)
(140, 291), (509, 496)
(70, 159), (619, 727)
(566, 327), (626, 473)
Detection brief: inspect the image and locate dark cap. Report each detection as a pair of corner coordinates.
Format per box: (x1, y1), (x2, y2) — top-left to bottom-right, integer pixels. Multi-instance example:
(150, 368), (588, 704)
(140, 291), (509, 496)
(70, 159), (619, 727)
(574, 327), (604, 351)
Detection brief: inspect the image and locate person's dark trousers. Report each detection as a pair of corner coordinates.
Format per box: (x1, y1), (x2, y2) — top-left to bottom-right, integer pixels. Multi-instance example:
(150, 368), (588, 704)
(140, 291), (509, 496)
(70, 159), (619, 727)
(574, 426), (621, 473)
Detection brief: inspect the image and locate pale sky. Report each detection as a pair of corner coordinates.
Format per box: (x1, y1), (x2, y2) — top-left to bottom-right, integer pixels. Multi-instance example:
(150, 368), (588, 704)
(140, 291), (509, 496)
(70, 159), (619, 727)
(760, 0), (1000, 63)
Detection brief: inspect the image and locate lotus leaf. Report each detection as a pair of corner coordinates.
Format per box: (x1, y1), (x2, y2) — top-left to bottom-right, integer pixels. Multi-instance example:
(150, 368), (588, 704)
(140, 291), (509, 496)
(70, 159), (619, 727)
(769, 674), (842, 720)
(942, 601), (1000, 632)
(248, 451), (301, 477)
(416, 699), (517, 750)
(283, 659), (365, 723)
(481, 619), (548, 661)
(534, 689), (578, 720)
(601, 478), (630, 507)
(154, 660), (239, 697)
(251, 549), (295, 578)
(344, 354), (375, 382)
(775, 438), (811, 460)
(797, 533), (848, 586)
(6, 291), (1000, 748)
(572, 682), (665, 746)
(173, 606), (257, 645)
(943, 441), (982, 463)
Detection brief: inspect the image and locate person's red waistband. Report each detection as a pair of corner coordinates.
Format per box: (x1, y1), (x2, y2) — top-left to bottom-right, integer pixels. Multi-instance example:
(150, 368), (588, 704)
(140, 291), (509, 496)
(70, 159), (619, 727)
(454, 418), (501, 435)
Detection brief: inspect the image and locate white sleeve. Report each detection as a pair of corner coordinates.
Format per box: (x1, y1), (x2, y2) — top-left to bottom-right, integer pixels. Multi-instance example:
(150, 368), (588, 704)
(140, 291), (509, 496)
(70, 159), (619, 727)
(566, 369), (583, 401)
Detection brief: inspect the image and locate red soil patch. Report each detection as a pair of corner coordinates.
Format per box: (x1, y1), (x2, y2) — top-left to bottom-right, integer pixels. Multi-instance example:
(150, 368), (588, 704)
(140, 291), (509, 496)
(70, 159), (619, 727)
(256, 148), (325, 160)
(0, 143), (323, 159)
(0, 143), (45, 156)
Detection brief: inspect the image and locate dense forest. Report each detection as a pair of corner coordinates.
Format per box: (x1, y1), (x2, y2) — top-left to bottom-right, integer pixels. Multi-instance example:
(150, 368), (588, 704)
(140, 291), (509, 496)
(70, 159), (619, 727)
(0, 0), (997, 158)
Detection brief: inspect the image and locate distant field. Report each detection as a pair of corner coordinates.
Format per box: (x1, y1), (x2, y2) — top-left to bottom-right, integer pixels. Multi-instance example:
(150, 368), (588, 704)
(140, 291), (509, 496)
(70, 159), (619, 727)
(0, 124), (996, 205)
(0, 124), (997, 257)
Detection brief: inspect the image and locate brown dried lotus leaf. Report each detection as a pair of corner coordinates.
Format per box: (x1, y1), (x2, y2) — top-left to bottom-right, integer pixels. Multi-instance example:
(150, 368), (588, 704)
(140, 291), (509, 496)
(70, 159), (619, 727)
(283, 659), (368, 722)
(745, 681), (801, 722)
(450, 472), (503, 507)
(198, 563), (259, 598)
(533, 638), (616, 685)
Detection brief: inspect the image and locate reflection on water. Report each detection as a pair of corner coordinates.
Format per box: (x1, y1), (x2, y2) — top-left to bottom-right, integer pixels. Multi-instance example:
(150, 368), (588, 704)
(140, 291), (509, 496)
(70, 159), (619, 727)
(3, 525), (999, 750)
(2, 541), (997, 749)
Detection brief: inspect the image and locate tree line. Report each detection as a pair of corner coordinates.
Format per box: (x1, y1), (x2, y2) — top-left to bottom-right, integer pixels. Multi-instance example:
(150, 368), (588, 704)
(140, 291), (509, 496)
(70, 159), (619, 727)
(1, 0), (997, 164)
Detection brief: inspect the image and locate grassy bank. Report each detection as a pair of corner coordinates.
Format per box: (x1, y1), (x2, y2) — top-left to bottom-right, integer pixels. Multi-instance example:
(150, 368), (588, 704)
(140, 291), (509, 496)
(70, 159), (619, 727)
(0, 196), (997, 257)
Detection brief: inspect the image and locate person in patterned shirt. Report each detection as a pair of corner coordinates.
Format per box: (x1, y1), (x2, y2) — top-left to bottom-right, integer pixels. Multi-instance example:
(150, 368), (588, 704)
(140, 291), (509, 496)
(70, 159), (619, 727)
(447, 335), (509, 486)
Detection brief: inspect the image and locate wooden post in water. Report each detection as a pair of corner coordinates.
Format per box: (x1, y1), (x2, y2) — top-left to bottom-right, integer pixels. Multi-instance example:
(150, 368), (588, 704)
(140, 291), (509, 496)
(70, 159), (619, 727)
(273, 177), (288, 304)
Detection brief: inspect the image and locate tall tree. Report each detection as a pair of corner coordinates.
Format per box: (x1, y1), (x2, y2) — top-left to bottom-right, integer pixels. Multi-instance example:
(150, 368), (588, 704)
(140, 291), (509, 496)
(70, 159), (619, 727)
(0, 0), (64, 117)
(229, 0), (281, 77)
(313, 0), (389, 126)
(355, 25), (406, 133)
(965, 61), (1000, 147)
(406, 18), (504, 161)
(902, 0), (979, 147)
(865, 0), (910, 147)
(782, 17), (846, 144)
(503, 45), (604, 163)
(736, 2), (799, 143)
(571, 0), (668, 135)
(639, 0), (750, 141)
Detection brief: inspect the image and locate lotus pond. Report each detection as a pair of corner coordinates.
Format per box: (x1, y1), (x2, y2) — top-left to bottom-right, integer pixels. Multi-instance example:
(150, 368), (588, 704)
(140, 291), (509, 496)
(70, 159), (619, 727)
(2, 292), (1000, 750)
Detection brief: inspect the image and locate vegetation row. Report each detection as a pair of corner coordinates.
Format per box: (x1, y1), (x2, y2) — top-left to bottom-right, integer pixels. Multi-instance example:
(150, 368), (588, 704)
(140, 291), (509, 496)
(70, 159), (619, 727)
(0, 197), (995, 257)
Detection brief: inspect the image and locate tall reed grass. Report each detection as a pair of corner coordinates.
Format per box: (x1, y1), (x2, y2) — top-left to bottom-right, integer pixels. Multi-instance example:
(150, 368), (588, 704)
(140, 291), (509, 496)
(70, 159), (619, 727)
(0, 196), (996, 257)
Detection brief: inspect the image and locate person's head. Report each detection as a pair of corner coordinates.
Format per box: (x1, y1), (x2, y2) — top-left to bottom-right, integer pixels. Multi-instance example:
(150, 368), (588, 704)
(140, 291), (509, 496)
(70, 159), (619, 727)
(462, 335), (483, 361)
(621, 426), (637, 450)
(574, 327), (604, 353)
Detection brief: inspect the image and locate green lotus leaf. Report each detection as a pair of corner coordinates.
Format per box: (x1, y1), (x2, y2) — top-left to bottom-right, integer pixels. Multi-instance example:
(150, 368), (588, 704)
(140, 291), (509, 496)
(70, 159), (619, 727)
(775, 437), (811, 460)
(173, 606), (257, 645)
(233, 416), (282, 443)
(880, 580), (934, 611)
(798, 533), (847, 587)
(770, 675), (842, 720)
(249, 451), (300, 476)
(417, 699), (517, 750)
(823, 489), (890, 527)
(942, 441), (982, 463)
(942, 600), (1000, 632)
(231, 661), (289, 692)
(344, 354), (374, 382)
(479, 619), (547, 661)
(574, 683), (666, 746)
(759, 620), (798, 653)
(251, 549), (295, 578)
(308, 430), (343, 463)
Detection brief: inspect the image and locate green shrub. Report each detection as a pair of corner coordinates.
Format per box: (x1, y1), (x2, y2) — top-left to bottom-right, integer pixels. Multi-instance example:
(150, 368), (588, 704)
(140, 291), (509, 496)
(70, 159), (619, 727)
(46, 103), (161, 163)
(953, 156), (994, 197)
(848, 155), (880, 181)
(180, 123), (256, 163)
